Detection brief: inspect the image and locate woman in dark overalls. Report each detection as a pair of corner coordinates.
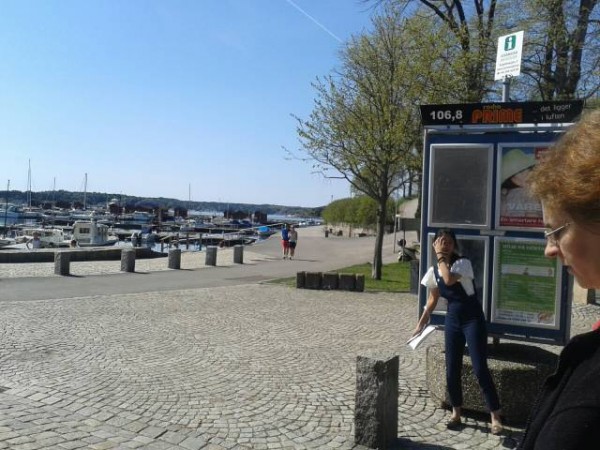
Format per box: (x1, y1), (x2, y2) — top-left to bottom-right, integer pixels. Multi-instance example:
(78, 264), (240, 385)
(411, 228), (503, 434)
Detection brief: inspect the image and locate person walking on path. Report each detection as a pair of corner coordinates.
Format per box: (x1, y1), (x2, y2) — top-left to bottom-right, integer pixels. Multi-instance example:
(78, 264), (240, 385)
(288, 225), (298, 259)
(281, 224), (290, 259)
(518, 109), (600, 450)
(411, 228), (503, 435)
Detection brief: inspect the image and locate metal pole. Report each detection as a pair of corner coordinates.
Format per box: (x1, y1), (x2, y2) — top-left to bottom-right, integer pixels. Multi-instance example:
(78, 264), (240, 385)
(3, 180), (9, 237)
(502, 76), (510, 102)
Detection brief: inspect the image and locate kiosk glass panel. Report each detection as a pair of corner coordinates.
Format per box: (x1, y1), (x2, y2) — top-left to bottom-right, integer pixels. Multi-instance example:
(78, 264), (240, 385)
(429, 144), (492, 227)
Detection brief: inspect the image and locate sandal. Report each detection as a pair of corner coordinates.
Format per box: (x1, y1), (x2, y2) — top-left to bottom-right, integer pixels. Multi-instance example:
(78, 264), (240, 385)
(491, 423), (503, 435)
(446, 417), (462, 429)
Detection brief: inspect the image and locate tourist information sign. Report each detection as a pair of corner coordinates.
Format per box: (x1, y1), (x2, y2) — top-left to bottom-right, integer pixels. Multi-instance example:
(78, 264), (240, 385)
(495, 31), (524, 81)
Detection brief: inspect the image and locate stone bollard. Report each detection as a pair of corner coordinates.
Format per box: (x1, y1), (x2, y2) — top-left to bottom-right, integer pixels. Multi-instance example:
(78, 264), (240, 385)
(54, 251), (71, 276)
(121, 248), (136, 273)
(304, 272), (322, 289)
(205, 246), (218, 266)
(296, 271), (306, 289)
(322, 272), (339, 290)
(339, 273), (356, 291)
(168, 248), (182, 270)
(355, 355), (399, 449)
(233, 245), (244, 264)
(355, 274), (365, 292)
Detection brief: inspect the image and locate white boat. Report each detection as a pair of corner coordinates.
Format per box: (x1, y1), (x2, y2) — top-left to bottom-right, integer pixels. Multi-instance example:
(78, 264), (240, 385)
(0, 237), (16, 248)
(17, 227), (69, 248)
(71, 220), (118, 247)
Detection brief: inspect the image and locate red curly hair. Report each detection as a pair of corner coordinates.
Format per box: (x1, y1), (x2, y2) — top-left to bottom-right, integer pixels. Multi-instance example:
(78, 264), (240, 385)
(528, 108), (600, 225)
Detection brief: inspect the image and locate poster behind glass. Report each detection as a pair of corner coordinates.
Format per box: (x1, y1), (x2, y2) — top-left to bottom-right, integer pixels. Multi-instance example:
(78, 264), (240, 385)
(429, 144), (493, 228)
(425, 233), (488, 317)
(491, 238), (561, 329)
(497, 144), (551, 230)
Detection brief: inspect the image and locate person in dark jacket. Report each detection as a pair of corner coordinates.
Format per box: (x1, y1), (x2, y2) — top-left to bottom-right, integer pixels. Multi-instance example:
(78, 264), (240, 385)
(518, 109), (600, 449)
(411, 228), (503, 434)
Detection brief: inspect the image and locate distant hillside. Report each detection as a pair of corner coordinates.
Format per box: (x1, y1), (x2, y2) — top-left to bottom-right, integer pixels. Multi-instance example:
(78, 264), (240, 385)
(1, 190), (325, 218)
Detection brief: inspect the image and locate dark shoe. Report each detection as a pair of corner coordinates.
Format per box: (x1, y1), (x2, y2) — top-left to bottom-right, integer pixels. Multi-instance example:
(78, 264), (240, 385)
(446, 417), (462, 429)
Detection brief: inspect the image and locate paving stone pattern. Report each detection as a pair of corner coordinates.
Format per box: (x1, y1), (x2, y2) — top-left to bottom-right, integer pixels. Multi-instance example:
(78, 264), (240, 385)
(0, 266), (598, 448)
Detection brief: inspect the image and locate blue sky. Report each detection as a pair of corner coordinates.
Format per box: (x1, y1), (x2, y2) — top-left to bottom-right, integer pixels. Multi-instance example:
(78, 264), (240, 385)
(0, 0), (375, 208)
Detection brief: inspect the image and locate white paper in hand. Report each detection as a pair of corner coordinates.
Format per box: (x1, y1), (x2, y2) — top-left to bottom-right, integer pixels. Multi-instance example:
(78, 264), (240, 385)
(406, 325), (437, 350)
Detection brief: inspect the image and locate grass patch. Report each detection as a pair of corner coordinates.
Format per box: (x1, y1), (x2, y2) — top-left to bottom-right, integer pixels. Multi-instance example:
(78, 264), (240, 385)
(267, 261), (412, 293)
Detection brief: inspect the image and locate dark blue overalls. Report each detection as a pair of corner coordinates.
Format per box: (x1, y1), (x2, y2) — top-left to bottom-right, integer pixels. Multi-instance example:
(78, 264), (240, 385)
(434, 260), (501, 412)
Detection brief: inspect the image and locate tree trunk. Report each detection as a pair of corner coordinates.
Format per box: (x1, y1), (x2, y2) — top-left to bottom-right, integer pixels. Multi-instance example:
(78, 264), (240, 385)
(371, 199), (387, 280)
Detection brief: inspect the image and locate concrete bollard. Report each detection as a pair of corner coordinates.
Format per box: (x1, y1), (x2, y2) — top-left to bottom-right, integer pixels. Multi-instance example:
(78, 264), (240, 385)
(233, 245), (244, 264)
(355, 274), (365, 292)
(304, 272), (322, 289)
(168, 248), (182, 270)
(54, 251), (71, 276)
(205, 246), (218, 266)
(322, 272), (339, 290)
(120, 248), (136, 273)
(296, 271), (306, 289)
(355, 355), (399, 449)
(339, 273), (356, 291)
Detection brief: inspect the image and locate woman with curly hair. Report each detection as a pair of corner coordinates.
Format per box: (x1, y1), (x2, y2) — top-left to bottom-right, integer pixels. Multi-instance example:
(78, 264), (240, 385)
(519, 109), (600, 450)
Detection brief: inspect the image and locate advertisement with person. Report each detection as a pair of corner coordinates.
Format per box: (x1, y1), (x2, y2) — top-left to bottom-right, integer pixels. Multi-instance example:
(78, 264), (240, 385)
(498, 145), (549, 229)
(492, 238), (561, 328)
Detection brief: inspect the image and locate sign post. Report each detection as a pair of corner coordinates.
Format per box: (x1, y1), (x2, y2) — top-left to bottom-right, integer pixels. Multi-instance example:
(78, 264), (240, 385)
(495, 31), (524, 101)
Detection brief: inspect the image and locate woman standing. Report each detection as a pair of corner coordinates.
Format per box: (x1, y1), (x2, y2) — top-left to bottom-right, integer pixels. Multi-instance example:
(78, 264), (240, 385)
(412, 228), (503, 434)
(518, 109), (600, 450)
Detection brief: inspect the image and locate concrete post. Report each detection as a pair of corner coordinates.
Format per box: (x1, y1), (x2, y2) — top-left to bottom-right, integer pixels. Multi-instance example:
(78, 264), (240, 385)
(355, 274), (365, 292)
(121, 248), (136, 273)
(205, 246), (217, 266)
(296, 271), (306, 289)
(54, 251), (71, 276)
(233, 245), (243, 264)
(322, 272), (339, 290)
(355, 355), (399, 449)
(168, 248), (182, 270)
(339, 273), (356, 291)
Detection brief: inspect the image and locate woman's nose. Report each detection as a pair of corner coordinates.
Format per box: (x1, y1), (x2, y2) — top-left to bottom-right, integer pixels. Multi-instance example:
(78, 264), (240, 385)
(544, 241), (559, 259)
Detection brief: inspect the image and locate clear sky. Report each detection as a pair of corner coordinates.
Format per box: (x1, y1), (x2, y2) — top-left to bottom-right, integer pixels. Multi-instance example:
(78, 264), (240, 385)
(0, 0), (375, 208)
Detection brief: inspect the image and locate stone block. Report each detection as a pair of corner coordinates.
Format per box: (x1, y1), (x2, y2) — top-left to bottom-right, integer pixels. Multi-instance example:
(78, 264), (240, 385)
(233, 245), (243, 264)
(322, 272), (339, 290)
(54, 251), (71, 276)
(120, 249), (136, 273)
(168, 249), (181, 270)
(304, 272), (322, 289)
(355, 355), (399, 449)
(339, 273), (356, 291)
(355, 274), (365, 292)
(426, 343), (558, 424)
(205, 246), (217, 266)
(296, 271), (306, 289)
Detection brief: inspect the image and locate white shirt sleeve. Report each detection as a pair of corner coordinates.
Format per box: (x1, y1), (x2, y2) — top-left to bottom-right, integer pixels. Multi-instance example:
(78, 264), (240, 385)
(420, 266), (437, 289)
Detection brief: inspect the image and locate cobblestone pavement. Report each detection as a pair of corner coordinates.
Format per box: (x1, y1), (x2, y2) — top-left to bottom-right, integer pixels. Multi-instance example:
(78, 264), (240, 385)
(1, 228), (598, 450)
(0, 277), (599, 450)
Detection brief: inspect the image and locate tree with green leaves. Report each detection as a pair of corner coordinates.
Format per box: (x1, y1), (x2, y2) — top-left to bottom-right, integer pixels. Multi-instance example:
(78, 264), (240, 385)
(292, 9), (428, 279)
(517, 0), (599, 100)
(368, 0), (501, 101)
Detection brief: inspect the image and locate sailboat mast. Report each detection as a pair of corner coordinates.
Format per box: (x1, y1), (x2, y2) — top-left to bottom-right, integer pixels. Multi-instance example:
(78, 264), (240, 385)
(27, 159), (32, 207)
(83, 173), (87, 210)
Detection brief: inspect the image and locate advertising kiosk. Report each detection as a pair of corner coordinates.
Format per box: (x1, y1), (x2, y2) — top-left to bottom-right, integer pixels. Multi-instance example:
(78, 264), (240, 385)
(419, 100), (584, 346)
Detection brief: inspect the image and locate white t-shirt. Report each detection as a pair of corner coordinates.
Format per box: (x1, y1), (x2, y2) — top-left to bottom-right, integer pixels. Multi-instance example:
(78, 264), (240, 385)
(420, 257), (475, 296)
